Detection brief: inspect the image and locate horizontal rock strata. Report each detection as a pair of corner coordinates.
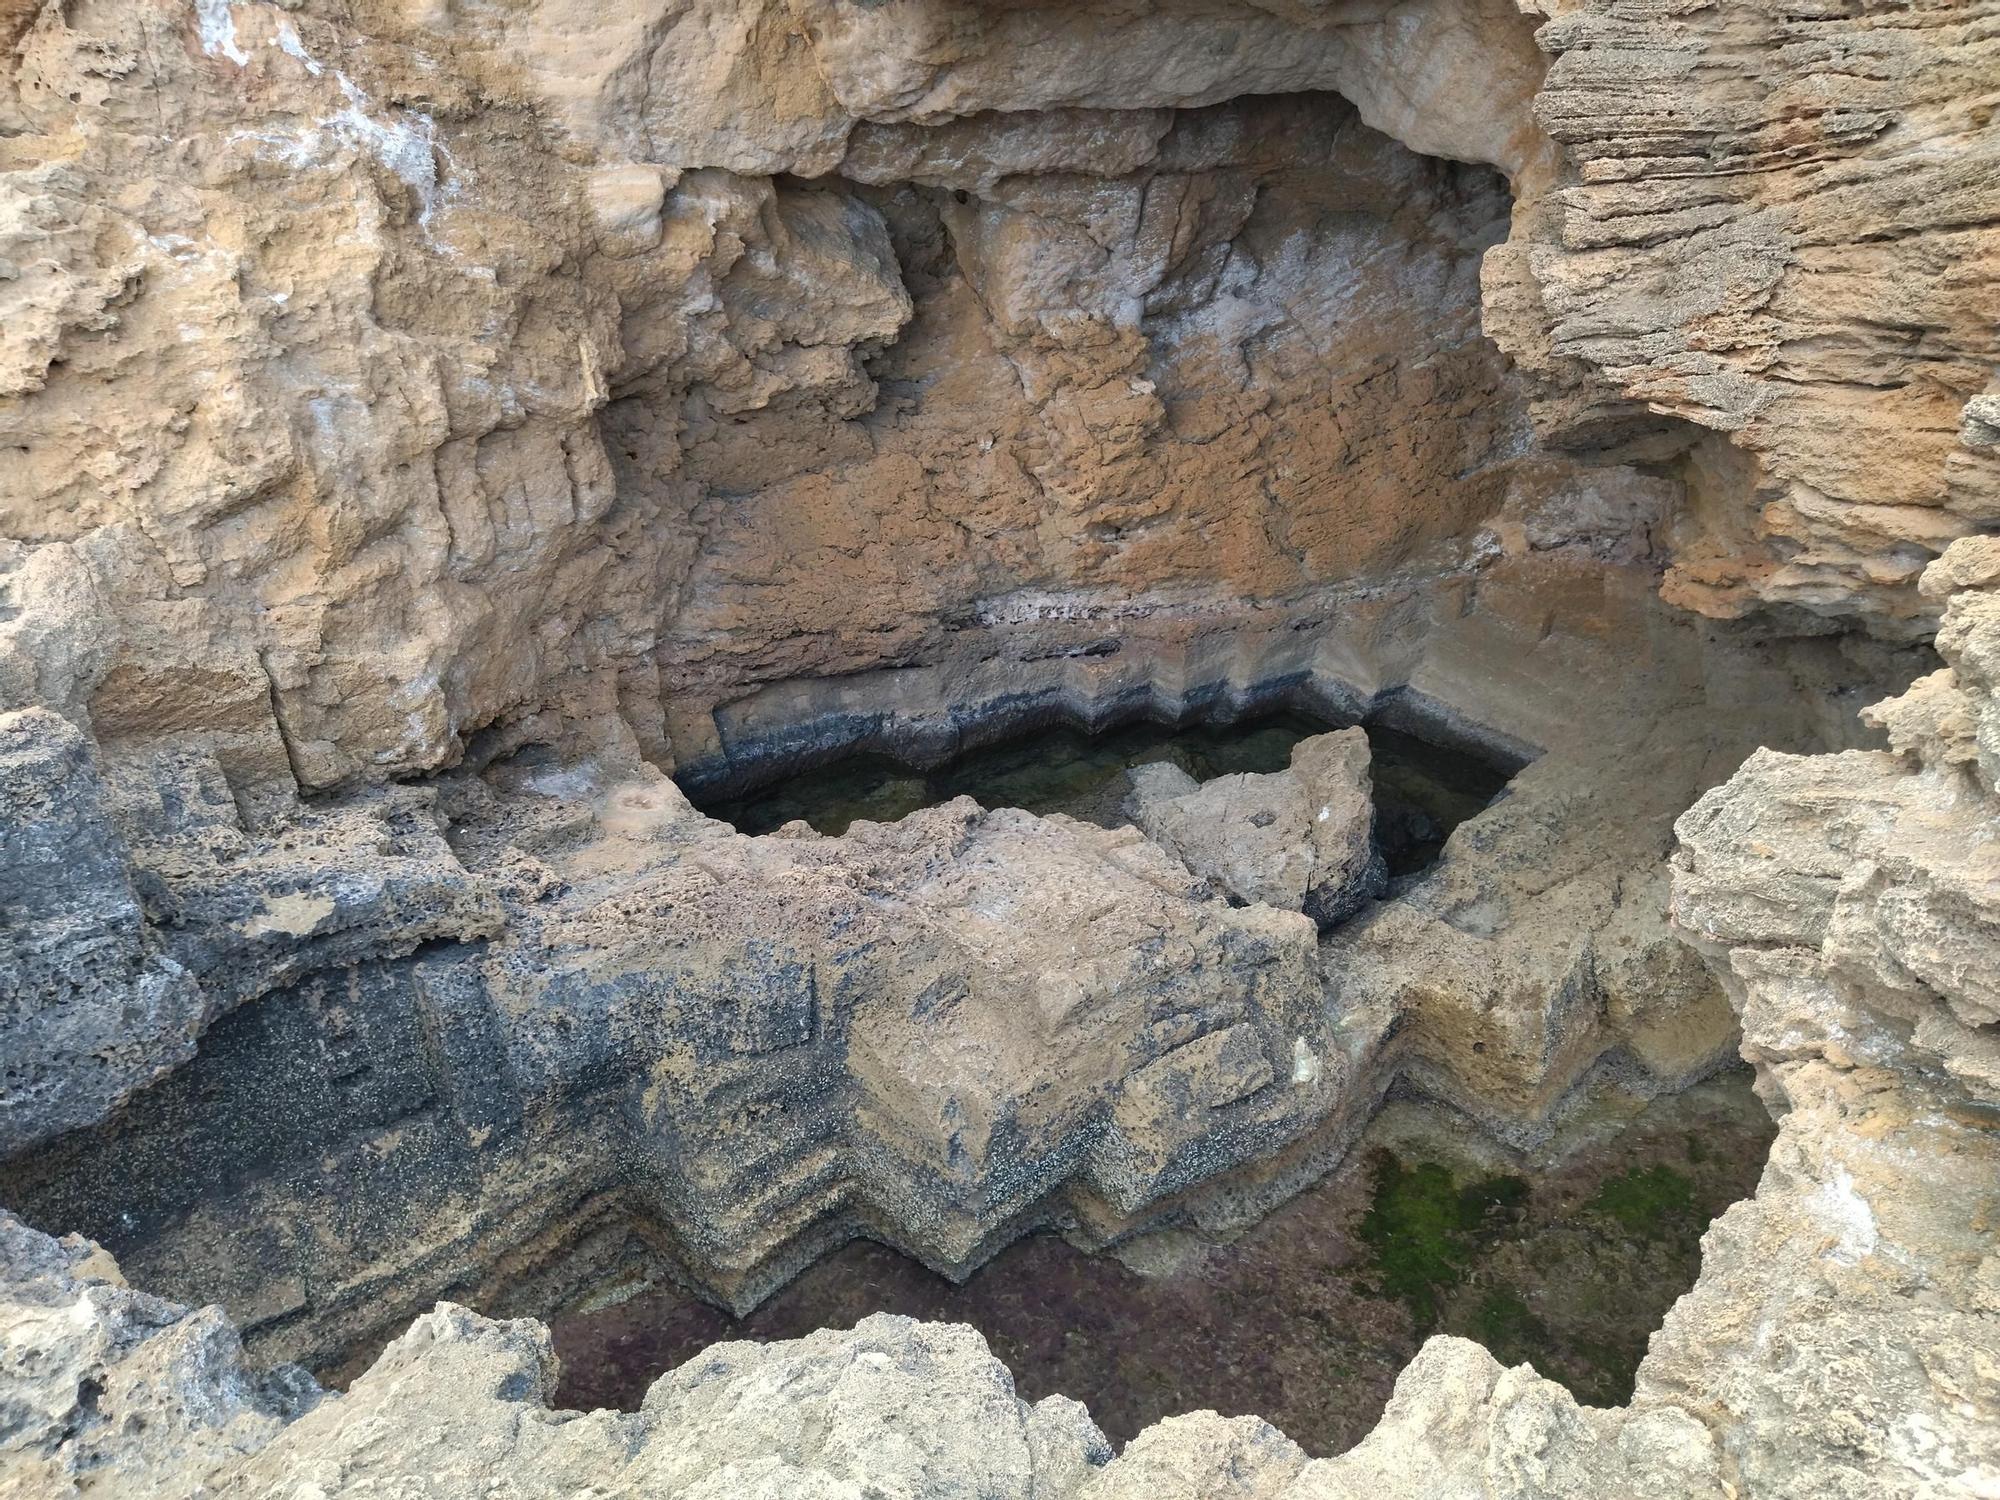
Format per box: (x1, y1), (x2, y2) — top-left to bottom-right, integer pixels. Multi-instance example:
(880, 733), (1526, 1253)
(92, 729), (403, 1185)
(1496, 0), (2000, 639)
(3, 0), (1997, 1493)
(0, 563), (1911, 1383)
(5, 544), (1995, 1499)
(5, 0), (1988, 799)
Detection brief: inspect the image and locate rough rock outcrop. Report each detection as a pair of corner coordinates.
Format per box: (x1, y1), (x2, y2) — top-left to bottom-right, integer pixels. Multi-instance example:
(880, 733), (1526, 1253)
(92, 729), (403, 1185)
(1496, 1), (2000, 639)
(0, 1214), (319, 1499)
(4, 0), (1999, 1493)
(1125, 726), (1383, 928)
(7, 542), (1991, 1500)
(2, 0), (1548, 792)
(1650, 536), (2000, 1495)
(0, 707), (499, 1155)
(0, 564), (1909, 1390)
(6, 0), (1986, 799)
(0, 1212), (1736, 1499)
(0, 1213), (1112, 1499)
(1330, 719), (1741, 1133)
(1, 698), (1369, 1366)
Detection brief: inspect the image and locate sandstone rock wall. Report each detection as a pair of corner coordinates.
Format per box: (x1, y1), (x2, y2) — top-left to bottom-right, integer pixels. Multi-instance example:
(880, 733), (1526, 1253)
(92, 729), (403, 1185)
(6, 0), (1988, 801)
(1496, 0), (2000, 640)
(2, 0), (1548, 795)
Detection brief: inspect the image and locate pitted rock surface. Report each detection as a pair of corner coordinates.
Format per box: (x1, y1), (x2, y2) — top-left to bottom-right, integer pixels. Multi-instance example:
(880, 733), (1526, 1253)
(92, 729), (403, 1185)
(5, 0), (1989, 795)
(4, 0), (1998, 1493)
(1125, 726), (1384, 929)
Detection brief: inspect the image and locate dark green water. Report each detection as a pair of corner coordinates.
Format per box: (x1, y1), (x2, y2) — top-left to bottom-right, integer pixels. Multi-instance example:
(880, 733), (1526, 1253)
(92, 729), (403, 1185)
(695, 714), (1513, 877)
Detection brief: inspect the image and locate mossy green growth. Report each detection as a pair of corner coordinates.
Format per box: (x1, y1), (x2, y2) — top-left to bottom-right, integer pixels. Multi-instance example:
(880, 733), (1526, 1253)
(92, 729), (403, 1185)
(1356, 1152), (1527, 1328)
(1471, 1287), (1550, 1365)
(1588, 1163), (1697, 1238)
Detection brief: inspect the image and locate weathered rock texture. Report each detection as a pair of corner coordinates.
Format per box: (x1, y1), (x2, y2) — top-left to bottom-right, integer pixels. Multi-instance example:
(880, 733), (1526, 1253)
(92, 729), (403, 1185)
(4, 0), (1998, 1492)
(1, 0), (1541, 795)
(1497, 2), (2000, 640)
(0, 706), (1352, 1357)
(0, 559), (1907, 1386)
(0, 706), (500, 1155)
(4, 547), (1994, 1500)
(1125, 726), (1383, 927)
(1654, 537), (2000, 1495)
(5, 0), (1990, 799)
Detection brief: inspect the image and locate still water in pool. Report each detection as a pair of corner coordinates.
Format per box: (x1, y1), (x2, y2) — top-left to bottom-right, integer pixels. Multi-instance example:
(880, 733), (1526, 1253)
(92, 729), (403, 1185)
(693, 713), (1514, 876)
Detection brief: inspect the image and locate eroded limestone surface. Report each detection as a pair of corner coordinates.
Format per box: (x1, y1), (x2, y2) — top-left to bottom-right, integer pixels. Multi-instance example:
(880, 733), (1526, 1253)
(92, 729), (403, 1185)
(4, 0), (1998, 1492)
(0, 553), (1890, 1383)
(0, 708), (500, 1157)
(5, 0), (1991, 797)
(5, 549), (1995, 1500)
(546, 1072), (1777, 1451)
(1125, 725), (1385, 928)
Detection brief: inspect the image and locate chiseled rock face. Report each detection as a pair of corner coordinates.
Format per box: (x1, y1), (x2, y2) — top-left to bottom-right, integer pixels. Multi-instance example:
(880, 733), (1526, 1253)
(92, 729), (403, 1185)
(1327, 717), (1742, 1136)
(489, 786), (1338, 1280)
(1125, 727), (1383, 929)
(0, 706), (504, 1158)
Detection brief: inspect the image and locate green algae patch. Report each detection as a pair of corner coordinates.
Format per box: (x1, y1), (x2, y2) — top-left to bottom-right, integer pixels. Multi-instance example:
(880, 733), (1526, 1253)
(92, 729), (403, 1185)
(1472, 1286), (1551, 1364)
(1589, 1164), (1697, 1238)
(1356, 1152), (1527, 1328)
